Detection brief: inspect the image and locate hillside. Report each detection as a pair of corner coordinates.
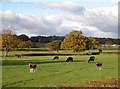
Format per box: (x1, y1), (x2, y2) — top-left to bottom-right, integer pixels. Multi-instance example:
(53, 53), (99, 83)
(17, 34), (120, 45)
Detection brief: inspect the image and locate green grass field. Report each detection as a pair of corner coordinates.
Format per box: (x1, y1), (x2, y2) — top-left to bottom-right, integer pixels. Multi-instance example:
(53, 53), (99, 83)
(2, 54), (118, 87)
(1, 49), (119, 57)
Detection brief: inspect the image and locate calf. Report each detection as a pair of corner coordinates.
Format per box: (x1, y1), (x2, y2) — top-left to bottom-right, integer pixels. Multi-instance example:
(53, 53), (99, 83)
(29, 63), (37, 72)
(53, 56), (59, 60)
(66, 57), (73, 62)
(88, 56), (95, 63)
(96, 62), (102, 70)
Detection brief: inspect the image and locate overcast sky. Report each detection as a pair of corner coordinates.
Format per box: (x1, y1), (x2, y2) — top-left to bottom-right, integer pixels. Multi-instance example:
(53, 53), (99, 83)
(0, 0), (119, 38)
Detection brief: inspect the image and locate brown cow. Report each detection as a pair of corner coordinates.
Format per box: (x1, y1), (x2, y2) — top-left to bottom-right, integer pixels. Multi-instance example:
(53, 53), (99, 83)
(96, 62), (102, 70)
(29, 63), (37, 72)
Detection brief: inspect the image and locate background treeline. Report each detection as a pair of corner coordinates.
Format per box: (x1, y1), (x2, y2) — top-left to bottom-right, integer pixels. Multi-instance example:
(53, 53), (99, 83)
(17, 34), (64, 43)
(16, 34), (120, 45)
(95, 37), (119, 45)
(1, 30), (119, 57)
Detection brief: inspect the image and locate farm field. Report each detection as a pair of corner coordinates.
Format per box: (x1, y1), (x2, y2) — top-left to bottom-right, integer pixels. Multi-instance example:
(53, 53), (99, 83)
(1, 49), (120, 57)
(1, 54), (119, 87)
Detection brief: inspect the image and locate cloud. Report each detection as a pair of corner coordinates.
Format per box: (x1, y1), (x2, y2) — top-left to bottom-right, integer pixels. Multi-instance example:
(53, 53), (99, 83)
(34, 2), (85, 15)
(33, 2), (118, 38)
(83, 7), (118, 33)
(80, 26), (118, 38)
(62, 6), (118, 38)
(112, 0), (120, 3)
(0, 0), (119, 2)
(1, 10), (73, 36)
(1, 2), (118, 38)
(0, 0), (13, 2)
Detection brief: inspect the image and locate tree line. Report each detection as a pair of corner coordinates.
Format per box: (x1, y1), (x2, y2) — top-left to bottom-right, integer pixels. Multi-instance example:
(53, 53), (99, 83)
(16, 33), (119, 45)
(1, 30), (119, 57)
(46, 30), (99, 52)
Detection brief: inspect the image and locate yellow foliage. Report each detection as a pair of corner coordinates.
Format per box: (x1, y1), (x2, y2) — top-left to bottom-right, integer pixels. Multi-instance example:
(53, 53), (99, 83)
(61, 30), (99, 51)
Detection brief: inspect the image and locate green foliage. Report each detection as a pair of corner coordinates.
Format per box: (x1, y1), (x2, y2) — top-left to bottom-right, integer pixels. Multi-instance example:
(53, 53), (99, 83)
(105, 41), (113, 45)
(95, 38), (119, 45)
(25, 41), (34, 48)
(46, 40), (62, 52)
(17, 34), (29, 41)
(29, 35), (64, 43)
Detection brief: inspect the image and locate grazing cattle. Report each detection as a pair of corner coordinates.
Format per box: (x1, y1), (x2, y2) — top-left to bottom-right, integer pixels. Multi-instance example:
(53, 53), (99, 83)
(66, 57), (73, 62)
(96, 62), (102, 70)
(88, 56), (95, 63)
(53, 56), (59, 60)
(99, 49), (102, 53)
(91, 52), (100, 55)
(86, 52), (91, 55)
(15, 55), (22, 58)
(29, 63), (37, 72)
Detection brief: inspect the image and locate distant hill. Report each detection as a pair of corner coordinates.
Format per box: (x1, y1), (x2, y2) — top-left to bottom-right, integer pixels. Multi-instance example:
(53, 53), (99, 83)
(16, 34), (120, 45)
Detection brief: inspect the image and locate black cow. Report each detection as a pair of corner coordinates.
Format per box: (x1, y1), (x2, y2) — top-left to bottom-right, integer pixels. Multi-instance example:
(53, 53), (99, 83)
(99, 49), (102, 53)
(86, 52), (91, 55)
(15, 54), (22, 58)
(88, 56), (95, 63)
(91, 52), (100, 55)
(53, 56), (59, 60)
(96, 62), (102, 70)
(66, 57), (73, 62)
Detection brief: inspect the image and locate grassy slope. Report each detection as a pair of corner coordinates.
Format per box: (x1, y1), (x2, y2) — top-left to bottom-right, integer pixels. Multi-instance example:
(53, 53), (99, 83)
(2, 55), (118, 87)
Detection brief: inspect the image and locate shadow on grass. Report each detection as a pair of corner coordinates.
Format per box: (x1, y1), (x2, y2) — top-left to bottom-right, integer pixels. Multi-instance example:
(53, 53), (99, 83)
(104, 67), (115, 69)
(2, 59), (87, 66)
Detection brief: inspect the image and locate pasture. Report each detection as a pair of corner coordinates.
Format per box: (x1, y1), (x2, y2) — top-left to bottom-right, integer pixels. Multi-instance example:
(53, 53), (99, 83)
(2, 53), (118, 87)
(1, 49), (119, 57)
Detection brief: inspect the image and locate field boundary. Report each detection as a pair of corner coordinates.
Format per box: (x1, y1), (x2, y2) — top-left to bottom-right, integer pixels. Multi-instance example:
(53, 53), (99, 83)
(18, 52), (120, 56)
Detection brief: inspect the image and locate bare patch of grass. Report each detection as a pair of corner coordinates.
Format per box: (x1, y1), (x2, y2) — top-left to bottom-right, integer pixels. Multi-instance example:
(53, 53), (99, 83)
(84, 77), (119, 87)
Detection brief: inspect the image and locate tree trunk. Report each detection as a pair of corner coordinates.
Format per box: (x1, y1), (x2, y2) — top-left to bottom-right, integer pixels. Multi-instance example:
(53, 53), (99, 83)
(4, 50), (9, 57)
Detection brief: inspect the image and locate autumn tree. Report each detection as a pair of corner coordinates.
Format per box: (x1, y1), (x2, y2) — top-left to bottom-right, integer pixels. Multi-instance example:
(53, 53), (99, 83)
(17, 40), (33, 49)
(61, 30), (99, 52)
(61, 30), (84, 52)
(85, 37), (99, 50)
(1, 30), (31, 57)
(46, 40), (62, 52)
